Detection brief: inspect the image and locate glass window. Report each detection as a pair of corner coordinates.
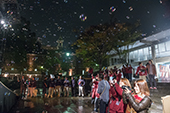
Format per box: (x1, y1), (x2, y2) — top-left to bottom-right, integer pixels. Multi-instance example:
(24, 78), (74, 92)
(143, 47), (148, 55)
(158, 43), (165, 52)
(155, 44), (159, 54)
(166, 41), (170, 51)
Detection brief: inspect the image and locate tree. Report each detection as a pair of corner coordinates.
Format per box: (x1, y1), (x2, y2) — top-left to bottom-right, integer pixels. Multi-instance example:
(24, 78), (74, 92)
(43, 50), (61, 74)
(73, 22), (141, 70)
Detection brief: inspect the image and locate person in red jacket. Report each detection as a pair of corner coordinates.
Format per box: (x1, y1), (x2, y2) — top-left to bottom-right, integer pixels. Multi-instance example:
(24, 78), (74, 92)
(115, 69), (122, 83)
(136, 62), (147, 80)
(108, 78), (131, 113)
(92, 75), (100, 112)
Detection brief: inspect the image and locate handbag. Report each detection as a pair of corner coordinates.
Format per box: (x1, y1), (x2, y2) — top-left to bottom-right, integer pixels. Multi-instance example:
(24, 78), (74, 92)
(126, 104), (137, 113)
(133, 74), (139, 78)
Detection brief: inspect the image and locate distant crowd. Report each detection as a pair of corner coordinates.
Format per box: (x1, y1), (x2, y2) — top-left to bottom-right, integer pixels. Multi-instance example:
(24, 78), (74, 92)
(18, 59), (157, 113)
(19, 75), (86, 98)
(91, 59), (156, 113)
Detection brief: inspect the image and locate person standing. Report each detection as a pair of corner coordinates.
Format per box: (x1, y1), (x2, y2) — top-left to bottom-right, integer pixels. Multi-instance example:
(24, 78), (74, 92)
(61, 76), (65, 97)
(64, 77), (70, 97)
(19, 75), (26, 97)
(43, 77), (48, 98)
(89, 67), (93, 76)
(122, 65), (126, 78)
(55, 76), (62, 97)
(26, 78), (31, 97)
(128, 65), (133, 82)
(97, 74), (110, 113)
(146, 60), (157, 89)
(47, 75), (55, 98)
(124, 79), (152, 113)
(136, 62), (147, 80)
(71, 77), (76, 97)
(78, 76), (85, 97)
(30, 77), (36, 97)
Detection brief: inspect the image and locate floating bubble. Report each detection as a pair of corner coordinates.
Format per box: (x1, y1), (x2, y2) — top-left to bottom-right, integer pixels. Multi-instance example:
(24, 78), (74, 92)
(141, 34), (146, 36)
(110, 6), (116, 12)
(79, 14), (87, 21)
(126, 16), (130, 19)
(153, 25), (156, 28)
(64, 0), (68, 3)
(129, 7), (133, 11)
(7, 10), (10, 13)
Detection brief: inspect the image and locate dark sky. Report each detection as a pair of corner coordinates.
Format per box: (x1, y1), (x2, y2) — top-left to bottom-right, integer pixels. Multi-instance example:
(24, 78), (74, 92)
(19, 0), (170, 47)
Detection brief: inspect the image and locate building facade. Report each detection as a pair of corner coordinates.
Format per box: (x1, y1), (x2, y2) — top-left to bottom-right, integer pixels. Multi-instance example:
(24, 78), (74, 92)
(108, 29), (170, 82)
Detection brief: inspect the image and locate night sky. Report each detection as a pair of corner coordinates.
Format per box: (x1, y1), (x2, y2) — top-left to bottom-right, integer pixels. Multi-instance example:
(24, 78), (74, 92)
(19, 0), (170, 47)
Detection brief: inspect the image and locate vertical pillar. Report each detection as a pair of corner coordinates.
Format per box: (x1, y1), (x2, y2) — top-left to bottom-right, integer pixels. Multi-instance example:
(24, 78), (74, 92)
(151, 45), (156, 64)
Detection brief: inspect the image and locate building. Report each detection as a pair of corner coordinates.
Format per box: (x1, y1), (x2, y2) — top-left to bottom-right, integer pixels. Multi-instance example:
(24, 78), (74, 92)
(108, 29), (170, 82)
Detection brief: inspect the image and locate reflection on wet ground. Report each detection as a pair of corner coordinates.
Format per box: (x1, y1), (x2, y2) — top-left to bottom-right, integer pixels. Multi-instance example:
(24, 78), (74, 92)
(10, 83), (170, 113)
(10, 96), (93, 113)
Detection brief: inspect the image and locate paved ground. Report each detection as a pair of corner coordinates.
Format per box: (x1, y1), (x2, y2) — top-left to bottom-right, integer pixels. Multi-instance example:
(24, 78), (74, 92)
(9, 83), (170, 113)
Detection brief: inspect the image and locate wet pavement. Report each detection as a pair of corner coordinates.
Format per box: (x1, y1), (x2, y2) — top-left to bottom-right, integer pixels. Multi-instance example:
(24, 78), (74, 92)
(10, 96), (93, 113)
(9, 83), (170, 113)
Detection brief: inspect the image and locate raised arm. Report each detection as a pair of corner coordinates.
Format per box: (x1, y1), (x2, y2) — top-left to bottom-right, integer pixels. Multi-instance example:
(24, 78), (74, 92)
(126, 93), (152, 112)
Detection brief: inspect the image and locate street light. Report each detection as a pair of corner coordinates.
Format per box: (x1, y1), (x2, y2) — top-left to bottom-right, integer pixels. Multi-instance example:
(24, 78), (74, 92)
(66, 53), (70, 56)
(1, 20), (5, 24)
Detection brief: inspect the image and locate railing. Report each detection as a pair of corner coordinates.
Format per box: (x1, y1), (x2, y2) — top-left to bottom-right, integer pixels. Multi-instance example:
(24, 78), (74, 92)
(0, 81), (18, 113)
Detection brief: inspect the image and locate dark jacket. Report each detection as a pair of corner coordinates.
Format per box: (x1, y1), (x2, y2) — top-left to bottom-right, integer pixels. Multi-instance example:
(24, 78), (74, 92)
(20, 79), (26, 87)
(55, 78), (62, 86)
(49, 79), (55, 87)
(71, 79), (75, 88)
(126, 93), (152, 113)
(30, 80), (36, 87)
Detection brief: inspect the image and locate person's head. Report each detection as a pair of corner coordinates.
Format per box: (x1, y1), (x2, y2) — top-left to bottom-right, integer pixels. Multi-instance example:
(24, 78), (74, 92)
(139, 62), (143, 66)
(148, 60), (152, 65)
(58, 76), (60, 79)
(79, 76), (82, 79)
(119, 78), (131, 88)
(134, 79), (150, 96)
(126, 64), (128, 67)
(32, 77), (35, 80)
(71, 77), (74, 80)
(104, 74), (108, 80)
(44, 77), (47, 80)
(62, 76), (64, 79)
(65, 77), (67, 80)
(98, 73), (104, 81)
(22, 75), (24, 79)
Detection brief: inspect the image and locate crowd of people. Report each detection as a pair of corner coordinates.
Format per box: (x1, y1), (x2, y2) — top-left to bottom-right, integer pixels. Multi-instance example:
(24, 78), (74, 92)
(19, 75), (86, 98)
(19, 59), (157, 113)
(91, 60), (156, 113)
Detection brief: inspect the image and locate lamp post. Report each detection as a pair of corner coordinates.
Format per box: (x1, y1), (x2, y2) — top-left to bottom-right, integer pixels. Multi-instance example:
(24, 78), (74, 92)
(66, 52), (70, 57)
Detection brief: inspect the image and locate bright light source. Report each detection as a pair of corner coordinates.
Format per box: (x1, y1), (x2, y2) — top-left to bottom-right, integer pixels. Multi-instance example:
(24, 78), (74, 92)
(1, 20), (5, 24)
(41, 66), (43, 69)
(4, 74), (8, 77)
(66, 53), (70, 56)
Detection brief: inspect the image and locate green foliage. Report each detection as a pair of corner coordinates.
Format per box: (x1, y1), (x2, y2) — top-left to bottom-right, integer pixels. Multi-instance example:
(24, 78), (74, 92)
(43, 50), (61, 74)
(73, 22), (141, 69)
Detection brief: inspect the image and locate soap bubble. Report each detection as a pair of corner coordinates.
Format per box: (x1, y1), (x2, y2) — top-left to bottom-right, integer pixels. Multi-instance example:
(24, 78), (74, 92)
(79, 14), (87, 21)
(129, 7), (133, 11)
(110, 6), (116, 12)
